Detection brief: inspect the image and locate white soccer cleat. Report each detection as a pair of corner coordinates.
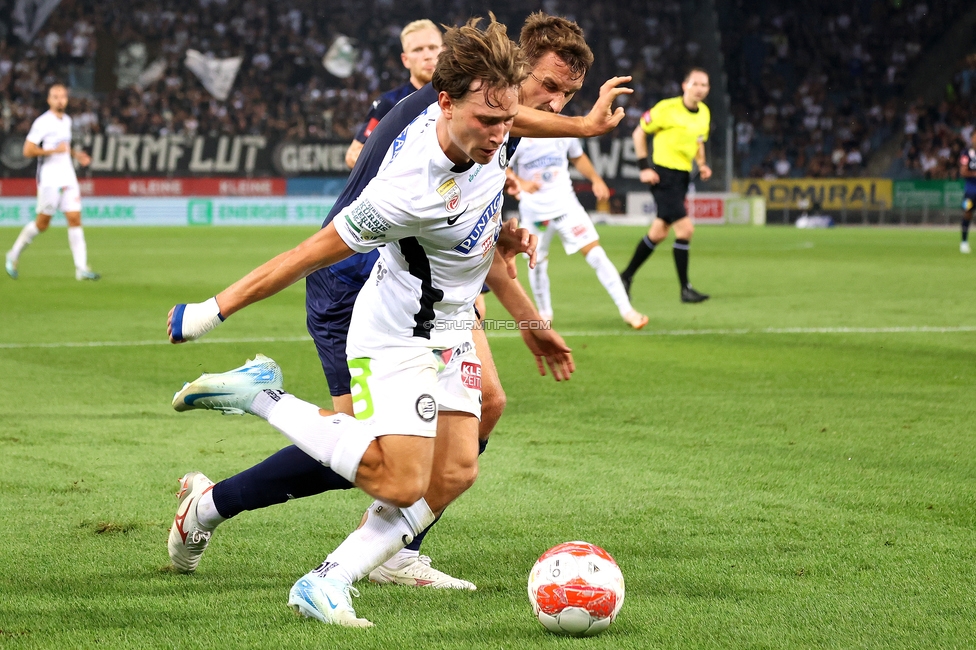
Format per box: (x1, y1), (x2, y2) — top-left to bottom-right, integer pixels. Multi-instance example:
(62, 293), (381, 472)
(172, 354), (283, 415)
(75, 268), (100, 281)
(622, 309), (649, 330)
(368, 554), (477, 590)
(5, 252), (17, 280)
(168, 472), (216, 573)
(288, 574), (374, 627)
(962, 241), (971, 254)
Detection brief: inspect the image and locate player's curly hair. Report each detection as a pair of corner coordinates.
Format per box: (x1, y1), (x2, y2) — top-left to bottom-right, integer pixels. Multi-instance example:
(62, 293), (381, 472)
(432, 14), (528, 106)
(519, 12), (593, 81)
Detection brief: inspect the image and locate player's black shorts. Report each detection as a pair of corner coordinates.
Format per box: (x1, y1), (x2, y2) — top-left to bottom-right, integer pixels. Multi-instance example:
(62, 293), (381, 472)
(305, 269), (362, 397)
(651, 166), (691, 223)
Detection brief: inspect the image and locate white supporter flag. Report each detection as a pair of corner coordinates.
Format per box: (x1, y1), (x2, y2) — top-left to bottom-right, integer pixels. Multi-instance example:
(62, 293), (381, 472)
(137, 58), (168, 89)
(12, 0), (63, 42)
(184, 49), (242, 101)
(322, 35), (357, 78)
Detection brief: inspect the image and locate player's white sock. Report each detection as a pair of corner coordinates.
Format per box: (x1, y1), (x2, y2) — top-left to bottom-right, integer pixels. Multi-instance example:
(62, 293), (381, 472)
(382, 547), (420, 570)
(9, 221), (41, 260)
(585, 245), (634, 316)
(315, 499), (435, 584)
(67, 226), (88, 271)
(251, 391), (375, 482)
(528, 257), (552, 317)
(195, 489), (226, 529)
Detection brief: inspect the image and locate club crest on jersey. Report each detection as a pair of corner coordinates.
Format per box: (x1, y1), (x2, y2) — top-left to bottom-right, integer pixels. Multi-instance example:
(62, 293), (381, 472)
(454, 190), (503, 254)
(437, 179), (463, 213)
(498, 143), (509, 168)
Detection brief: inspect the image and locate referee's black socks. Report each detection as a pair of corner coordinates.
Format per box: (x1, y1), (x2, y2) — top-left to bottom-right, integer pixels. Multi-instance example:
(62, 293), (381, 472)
(673, 238), (691, 288)
(621, 235), (656, 279)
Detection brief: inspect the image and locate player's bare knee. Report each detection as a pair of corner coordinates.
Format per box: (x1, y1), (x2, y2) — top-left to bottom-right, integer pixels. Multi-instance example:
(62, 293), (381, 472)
(482, 387), (507, 427)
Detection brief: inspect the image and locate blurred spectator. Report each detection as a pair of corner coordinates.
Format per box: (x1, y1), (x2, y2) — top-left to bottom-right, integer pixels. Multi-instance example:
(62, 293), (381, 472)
(0, 0), (692, 150)
(722, 0), (968, 178)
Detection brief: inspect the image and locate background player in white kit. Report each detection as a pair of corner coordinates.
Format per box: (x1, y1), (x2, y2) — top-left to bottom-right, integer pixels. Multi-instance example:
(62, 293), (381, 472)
(5, 83), (99, 281)
(510, 137), (647, 328)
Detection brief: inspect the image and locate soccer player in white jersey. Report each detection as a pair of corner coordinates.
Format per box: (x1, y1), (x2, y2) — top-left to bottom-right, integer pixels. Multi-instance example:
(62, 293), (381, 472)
(5, 83), (98, 281)
(166, 17), (546, 626)
(510, 137), (648, 328)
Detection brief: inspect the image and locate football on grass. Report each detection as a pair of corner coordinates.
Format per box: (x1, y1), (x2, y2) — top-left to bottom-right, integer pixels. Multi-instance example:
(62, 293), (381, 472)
(527, 541), (625, 636)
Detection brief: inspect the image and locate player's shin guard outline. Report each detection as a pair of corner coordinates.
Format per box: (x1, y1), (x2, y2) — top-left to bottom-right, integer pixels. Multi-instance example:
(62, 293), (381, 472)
(171, 297), (225, 341)
(400, 498), (436, 539)
(331, 422), (378, 483)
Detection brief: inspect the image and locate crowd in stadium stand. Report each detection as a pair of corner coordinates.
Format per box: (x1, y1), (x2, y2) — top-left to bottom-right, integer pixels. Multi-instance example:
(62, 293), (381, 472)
(722, 0), (972, 179)
(0, 0), (693, 148)
(889, 54), (976, 180)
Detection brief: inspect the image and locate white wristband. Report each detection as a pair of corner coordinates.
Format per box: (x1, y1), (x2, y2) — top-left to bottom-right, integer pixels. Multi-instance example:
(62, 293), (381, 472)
(171, 297), (225, 341)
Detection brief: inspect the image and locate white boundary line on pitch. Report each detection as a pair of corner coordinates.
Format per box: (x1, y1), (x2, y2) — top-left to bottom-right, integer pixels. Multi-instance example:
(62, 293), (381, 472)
(0, 326), (974, 350)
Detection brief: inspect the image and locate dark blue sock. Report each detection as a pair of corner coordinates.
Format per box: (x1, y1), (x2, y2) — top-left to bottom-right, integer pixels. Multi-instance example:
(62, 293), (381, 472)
(405, 437), (490, 552)
(211, 445), (353, 519)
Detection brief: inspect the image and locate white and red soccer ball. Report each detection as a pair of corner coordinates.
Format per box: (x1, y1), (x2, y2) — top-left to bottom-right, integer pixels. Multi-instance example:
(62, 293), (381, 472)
(527, 541), (625, 636)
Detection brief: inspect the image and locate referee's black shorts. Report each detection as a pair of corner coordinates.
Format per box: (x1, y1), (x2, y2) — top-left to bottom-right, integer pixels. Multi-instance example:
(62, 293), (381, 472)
(651, 166), (691, 223)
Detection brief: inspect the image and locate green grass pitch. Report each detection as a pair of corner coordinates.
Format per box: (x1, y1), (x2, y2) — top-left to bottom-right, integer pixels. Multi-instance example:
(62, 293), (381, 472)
(0, 224), (974, 649)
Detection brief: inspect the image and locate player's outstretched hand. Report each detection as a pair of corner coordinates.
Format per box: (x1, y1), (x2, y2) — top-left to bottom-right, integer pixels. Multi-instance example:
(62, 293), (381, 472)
(582, 76), (634, 137)
(168, 297), (225, 344)
(496, 218), (537, 278)
(520, 325), (574, 382)
(592, 178), (611, 202)
(75, 150), (92, 167)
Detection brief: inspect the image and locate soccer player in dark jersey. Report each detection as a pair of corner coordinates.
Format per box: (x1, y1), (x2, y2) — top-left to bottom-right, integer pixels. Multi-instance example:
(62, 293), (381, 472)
(620, 68), (712, 303)
(344, 20), (442, 169)
(165, 13), (632, 591)
(959, 130), (976, 254)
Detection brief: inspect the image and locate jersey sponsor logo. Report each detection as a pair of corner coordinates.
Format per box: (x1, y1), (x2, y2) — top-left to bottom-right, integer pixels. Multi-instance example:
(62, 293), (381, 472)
(468, 165), (483, 182)
(437, 179), (463, 213)
(523, 155), (564, 170)
(344, 199), (393, 242)
(461, 361), (482, 391)
(453, 190), (503, 254)
(415, 394), (437, 422)
(390, 108), (429, 162)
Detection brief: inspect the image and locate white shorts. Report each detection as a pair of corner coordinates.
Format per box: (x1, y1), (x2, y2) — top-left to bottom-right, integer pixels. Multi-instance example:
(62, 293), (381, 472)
(523, 204), (599, 257)
(36, 182), (81, 216)
(345, 339), (482, 437)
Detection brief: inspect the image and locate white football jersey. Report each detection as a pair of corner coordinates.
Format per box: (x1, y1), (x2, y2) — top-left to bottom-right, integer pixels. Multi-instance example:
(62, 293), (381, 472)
(334, 101), (510, 350)
(26, 110), (77, 188)
(510, 137), (584, 221)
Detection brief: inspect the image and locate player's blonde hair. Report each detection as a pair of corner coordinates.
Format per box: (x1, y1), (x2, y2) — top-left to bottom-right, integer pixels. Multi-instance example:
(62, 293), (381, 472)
(432, 14), (527, 105)
(400, 19), (440, 50)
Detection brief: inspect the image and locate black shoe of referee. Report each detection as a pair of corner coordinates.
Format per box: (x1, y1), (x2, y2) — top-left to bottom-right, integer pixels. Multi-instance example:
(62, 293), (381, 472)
(680, 285), (709, 303)
(620, 272), (632, 299)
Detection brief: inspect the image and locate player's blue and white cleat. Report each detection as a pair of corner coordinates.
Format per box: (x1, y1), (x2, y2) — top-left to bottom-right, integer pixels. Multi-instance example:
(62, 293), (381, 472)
(288, 573), (374, 627)
(5, 252), (17, 279)
(172, 354), (283, 415)
(75, 268), (100, 281)
(168, 472), (216, 573)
